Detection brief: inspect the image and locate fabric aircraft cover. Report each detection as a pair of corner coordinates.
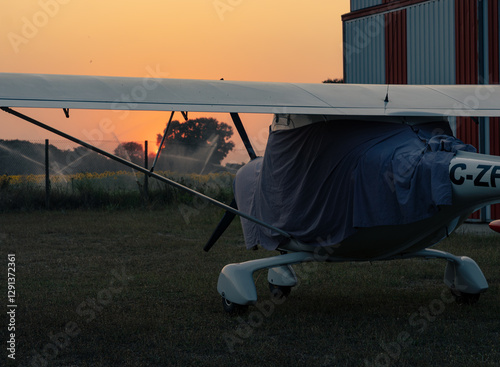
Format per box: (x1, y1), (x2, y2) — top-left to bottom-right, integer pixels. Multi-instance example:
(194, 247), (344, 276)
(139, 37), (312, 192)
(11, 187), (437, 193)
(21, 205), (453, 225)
(234, 120), (476, 250)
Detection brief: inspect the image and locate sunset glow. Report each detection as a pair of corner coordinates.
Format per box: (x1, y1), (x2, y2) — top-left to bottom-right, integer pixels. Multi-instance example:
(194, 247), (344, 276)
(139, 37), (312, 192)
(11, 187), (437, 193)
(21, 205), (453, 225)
(1, 1), (350, 163)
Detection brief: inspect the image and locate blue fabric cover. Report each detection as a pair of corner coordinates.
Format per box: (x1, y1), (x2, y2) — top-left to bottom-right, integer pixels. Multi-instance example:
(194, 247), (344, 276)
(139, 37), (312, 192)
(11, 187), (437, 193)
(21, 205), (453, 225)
(234, 120), (476, 250)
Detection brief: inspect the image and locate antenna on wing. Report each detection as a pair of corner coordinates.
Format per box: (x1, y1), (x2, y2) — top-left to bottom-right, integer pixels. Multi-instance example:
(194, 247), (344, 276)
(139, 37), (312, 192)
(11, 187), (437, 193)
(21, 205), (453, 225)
(384, 85), (390, 103)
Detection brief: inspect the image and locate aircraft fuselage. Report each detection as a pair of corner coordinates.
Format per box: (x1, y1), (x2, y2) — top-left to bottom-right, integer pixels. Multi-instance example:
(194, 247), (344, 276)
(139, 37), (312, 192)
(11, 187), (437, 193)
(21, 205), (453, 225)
(274, 150), (500, 260)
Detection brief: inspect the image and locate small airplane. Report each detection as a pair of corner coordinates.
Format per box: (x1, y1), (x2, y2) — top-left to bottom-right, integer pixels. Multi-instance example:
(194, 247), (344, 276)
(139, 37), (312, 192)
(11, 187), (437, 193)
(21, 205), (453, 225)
(1, 73), (500, 313)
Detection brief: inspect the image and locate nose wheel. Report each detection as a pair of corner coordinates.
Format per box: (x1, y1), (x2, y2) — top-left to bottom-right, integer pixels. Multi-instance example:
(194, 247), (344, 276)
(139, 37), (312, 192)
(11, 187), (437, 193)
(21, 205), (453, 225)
(268, 283), (292, 299)
(221, 297), (249, 314)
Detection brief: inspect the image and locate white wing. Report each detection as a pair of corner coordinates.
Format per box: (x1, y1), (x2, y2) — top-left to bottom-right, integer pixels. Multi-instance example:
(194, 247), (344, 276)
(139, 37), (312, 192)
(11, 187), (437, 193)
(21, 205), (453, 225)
(0, 73), (499, 117)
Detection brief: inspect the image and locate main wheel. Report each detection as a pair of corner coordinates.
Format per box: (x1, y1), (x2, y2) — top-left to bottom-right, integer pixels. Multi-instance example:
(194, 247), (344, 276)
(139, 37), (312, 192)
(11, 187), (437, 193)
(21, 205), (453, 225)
(269, 283), (292, 300)
(221, 297), (248, 314)
(451, 289), (481, 305)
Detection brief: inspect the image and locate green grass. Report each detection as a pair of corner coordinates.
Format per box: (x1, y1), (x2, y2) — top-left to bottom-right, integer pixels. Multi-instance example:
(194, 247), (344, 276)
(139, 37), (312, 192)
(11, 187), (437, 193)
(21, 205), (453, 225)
(1, 208), (499, 366)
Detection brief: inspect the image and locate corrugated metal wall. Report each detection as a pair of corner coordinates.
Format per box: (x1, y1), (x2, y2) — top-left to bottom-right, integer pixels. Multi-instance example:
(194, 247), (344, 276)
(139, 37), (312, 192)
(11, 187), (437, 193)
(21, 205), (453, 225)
(489, 0), (499, 156)
(351, 0), (383, 12)
(344, 14), (386, 83)
(488, 0), (499, 85)
(385, 9), (407, 84)
(488, 0), (500, 218)
(455, 0), (478, 85)
(454, 0), (480, 219)
(455, 0), (479, 147)
(406, 0), (456, 84)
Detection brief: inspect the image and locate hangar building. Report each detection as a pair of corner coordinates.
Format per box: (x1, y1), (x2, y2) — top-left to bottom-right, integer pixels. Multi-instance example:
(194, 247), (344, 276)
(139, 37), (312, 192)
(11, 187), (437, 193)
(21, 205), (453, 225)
(342, 0), (500, 220)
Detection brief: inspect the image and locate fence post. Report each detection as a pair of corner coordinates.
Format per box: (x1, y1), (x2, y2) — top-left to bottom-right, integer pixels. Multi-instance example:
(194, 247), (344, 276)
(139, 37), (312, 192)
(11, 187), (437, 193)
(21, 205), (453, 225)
(45, 139), (50, 209)
(144, 140), (149, 201)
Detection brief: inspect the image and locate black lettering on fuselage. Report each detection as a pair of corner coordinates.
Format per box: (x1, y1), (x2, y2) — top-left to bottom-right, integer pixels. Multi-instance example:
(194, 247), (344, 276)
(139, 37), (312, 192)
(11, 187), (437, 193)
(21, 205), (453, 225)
(491, 166), (500, 187)
(474, 165), (491, 187)
(450, 163), (466, 185)
(450, 163), (500, 188)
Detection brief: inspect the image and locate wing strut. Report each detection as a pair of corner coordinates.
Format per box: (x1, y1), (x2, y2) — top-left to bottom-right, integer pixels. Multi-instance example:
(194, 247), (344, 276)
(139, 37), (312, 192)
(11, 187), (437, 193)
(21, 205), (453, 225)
(0, 107), (290, 239)
(230, 113), (257, 160)
(202, 113), (258, 251)
(203, 198), (238, 252)
(150, 110), (175, 173)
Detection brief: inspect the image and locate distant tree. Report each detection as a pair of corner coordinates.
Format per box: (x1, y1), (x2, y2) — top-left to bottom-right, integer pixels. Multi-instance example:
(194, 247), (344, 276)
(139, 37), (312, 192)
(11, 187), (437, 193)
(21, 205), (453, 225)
(114, 142), (144, 165)
(156, 117), (234, 166)
(322, 78), (344, 83)
(0, 139), (123, 175)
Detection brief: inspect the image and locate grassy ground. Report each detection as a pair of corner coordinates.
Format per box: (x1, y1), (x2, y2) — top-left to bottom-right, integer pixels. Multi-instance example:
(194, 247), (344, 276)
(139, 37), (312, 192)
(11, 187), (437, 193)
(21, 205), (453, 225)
(1, 208), (499, 367)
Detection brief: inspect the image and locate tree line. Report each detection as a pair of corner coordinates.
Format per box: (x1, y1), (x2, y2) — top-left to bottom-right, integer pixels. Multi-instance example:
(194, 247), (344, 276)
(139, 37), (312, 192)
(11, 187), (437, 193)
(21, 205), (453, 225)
(0, 117), (236, 175)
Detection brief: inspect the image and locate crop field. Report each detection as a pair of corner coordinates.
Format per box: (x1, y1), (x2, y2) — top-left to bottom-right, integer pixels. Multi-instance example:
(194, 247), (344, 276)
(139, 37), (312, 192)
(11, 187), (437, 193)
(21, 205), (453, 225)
(0, 171), (235, 210)
(1, 207), (500, 367)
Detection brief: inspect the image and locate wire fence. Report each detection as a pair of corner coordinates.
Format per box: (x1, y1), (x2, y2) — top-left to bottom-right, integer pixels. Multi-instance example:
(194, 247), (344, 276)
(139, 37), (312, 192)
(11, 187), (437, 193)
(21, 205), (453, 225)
(0, 139), (238, 210)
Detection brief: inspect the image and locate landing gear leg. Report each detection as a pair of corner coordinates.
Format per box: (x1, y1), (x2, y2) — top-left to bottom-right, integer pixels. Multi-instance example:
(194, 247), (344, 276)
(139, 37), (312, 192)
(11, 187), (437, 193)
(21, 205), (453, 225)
(444, 256), (488, 304)
(267, 264), (297, 300)
(217, 252), (311, 313)
(399, 249), (488, 304)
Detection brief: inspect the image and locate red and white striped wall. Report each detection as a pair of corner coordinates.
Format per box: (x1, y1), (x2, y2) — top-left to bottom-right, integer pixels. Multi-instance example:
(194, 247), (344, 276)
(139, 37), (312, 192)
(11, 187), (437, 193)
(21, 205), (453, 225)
(343, 0), (500, 219)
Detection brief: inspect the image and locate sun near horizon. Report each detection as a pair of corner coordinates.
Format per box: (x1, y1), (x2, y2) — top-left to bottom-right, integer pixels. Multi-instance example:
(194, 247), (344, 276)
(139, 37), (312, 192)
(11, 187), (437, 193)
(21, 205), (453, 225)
(0, 1), (350, 163)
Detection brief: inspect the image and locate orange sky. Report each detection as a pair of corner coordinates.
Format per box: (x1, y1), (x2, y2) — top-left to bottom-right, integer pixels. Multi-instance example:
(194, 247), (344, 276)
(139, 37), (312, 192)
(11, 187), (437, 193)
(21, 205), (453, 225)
(0, 1), (350, 163)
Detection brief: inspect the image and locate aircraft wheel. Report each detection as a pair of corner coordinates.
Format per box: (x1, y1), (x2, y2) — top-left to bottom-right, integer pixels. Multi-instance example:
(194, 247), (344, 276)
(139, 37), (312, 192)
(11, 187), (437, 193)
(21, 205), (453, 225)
(269, 283), (292, 300)
(451, 289), (481, 305)
(221, 297), (248, 314)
